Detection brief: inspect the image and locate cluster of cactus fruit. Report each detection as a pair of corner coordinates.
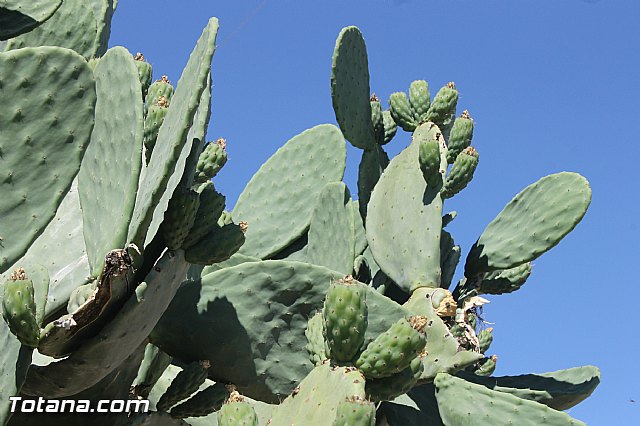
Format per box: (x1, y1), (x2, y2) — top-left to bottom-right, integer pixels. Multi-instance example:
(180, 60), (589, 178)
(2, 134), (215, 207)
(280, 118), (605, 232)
(0, 2), (599, 425)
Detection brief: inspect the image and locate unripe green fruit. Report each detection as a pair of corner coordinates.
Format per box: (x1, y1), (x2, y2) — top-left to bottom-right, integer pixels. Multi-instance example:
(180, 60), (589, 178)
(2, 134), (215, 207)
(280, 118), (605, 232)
(424, 82), (459, 132)
(409, 80), (431, 122)
(478, 328), (494, 353)
(305, 311), (327, 366)
(145, 75), (174, 112)
(182, 182), (226, 249)
(2, 268), (40, 348)
(365, 354), (424, 402)
(480, 263), (532, 295)
(381, 110), (397, 145)
(446, 110), (474, 163)
(441, 146), (479, 199)
(217, 393), (258, 426)
(194, 138), (228, 183)
(161, 188), (200, 250)
(332, 396), (376, 426)
(389, 92), (417, 132)
(322, 277), (368, 362)
(355, 316), (427, 379)
(133, 52), (153, 96)
(143, 96), (169, 161)
(418, 138), (442, 187)
(370, 94), (384, 145)
(474, 355), (497, 376)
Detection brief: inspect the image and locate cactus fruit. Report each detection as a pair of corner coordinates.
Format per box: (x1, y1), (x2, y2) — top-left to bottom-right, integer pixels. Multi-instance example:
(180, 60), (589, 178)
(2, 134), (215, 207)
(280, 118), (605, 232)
(479, 263), (533, 295)
(2, 268), (40, 347)
(134, 52), (153, 95)
(474, 355), (498, 376)
(322, 276), (368, 362)
(145, 75), (175, 111)
(194, 138), (228, 183)
(305, 311), (327, 365)
(332, 396), (376, 426)
(418, 138), (442, 187)
(365, 354), (424, 402)
(441, 146), (479, 199)
(156, 360), (211, 412)
(408, 80), (431, 122)
(143, 95), (170, 162)
(370, 94), (385, 145)
(218, 391), (259, 426)
(161, 188), (200, 250)
(182, 181), (226, 248)
(446, 110), (475, 163)
(355, 316), (427, 379)
(424, 82), (459, 132)
(382, 109), (397, 145)
(478, 328), (494, 353)
(389, 91), (418, 132)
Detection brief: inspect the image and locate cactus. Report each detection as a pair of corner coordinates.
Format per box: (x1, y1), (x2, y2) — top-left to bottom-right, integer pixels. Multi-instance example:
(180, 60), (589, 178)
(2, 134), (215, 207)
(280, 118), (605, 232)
(0, 6), (599, 426)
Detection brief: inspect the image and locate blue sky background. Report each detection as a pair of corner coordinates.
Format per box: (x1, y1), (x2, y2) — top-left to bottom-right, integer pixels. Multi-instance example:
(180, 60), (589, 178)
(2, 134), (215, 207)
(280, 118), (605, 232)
(111, 1), (638, 423)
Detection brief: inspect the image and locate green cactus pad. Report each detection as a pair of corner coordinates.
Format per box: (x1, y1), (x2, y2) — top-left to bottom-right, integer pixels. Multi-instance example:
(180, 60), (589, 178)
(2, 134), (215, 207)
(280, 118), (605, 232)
(331, 26), (375, 150)
(305, 311), (327, 366)
(219, 397), (259, 426)
(441, 146), (479, 199)
(157, 360), (210, 412)
(152, 261), (408, 402)
(128, 19), (218, 248)
(308, 183), (355, 275)
(365, 355), (424, 402)
(170, 382), (229, 419)
(184, 221), (245, 265)
(434, 373), (586, 425)
(405, 288), (483, 380)
(424, 82), (458, 132)
(358, 144), (389, 220)
(389, 92), (418, 132)
(351, 200), (367, 256)
(377, 384), (443, 426)
(269, 364), (366, 426)
(409, 80), (431, 122)
(78, 46), (143, 277)
(22, 250), (190, 398)
(132, 343), (173, 399)
(182, 182), (226, 248)
(440, 231), (460, 289)
(333, 397), (376, 426)
(419, 138), (443, 187)
(457, 366), (600, 411)
(479, 262), (532, 295)
(355, 316), (427, 379)
(127, 412), (190, 426)
(446, 111), (474, 163)
(0, 47), (96, 274)
(366, 123), (447, 291)
(465, 172), (591, 276)
(194, 138), (228, 183)
(0, 323), (33, 424)
(9, 179), (92, 317)
(323, 277), (368, 362)
(233, 124), (346, 259)
(4, 0), (99, 58)
(92, 0), (116, 57)
(0, 0), (63, 40)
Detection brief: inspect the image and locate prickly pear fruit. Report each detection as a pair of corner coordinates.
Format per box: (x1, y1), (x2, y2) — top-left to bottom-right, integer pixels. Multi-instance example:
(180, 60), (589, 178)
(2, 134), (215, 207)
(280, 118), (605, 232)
(475, 355), (497, 376)
(322, 276), (368, 362)
(441, 146), (479, 199)
(156, 360), (211, 412)
(468, 312), (478, 330)
(145, 75), (174, 111)
(355, 316), (427, 379)
(133, 52), (153, 96)
(143, 95), (170, 161)
(409, 80), (431, 122)
(370, 94), (384, 145)
(446, 110), (474, 163)
(478, 328), (494, 353)
(2, 268), (40, 348)
(382, 110), (397, 145)
(424, 82), (459, 132)
(365, 354), (424, 402)
(217, 391), (258, 426)
(161, 188), (200, 250)
(480, 263), (532, 295)
(182, 182), (226, 249)
(389, 92), (418, 132)
(194, 138), (228, 183)
(170, 383), (230, 419)
(418, 138), (442, 187)
(305, 311), (327, 366)
(332, 396), (376, 426)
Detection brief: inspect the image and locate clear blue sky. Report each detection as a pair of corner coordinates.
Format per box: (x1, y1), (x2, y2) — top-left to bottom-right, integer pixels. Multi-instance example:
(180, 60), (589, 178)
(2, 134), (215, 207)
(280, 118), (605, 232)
(110, 1), (639, 423)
